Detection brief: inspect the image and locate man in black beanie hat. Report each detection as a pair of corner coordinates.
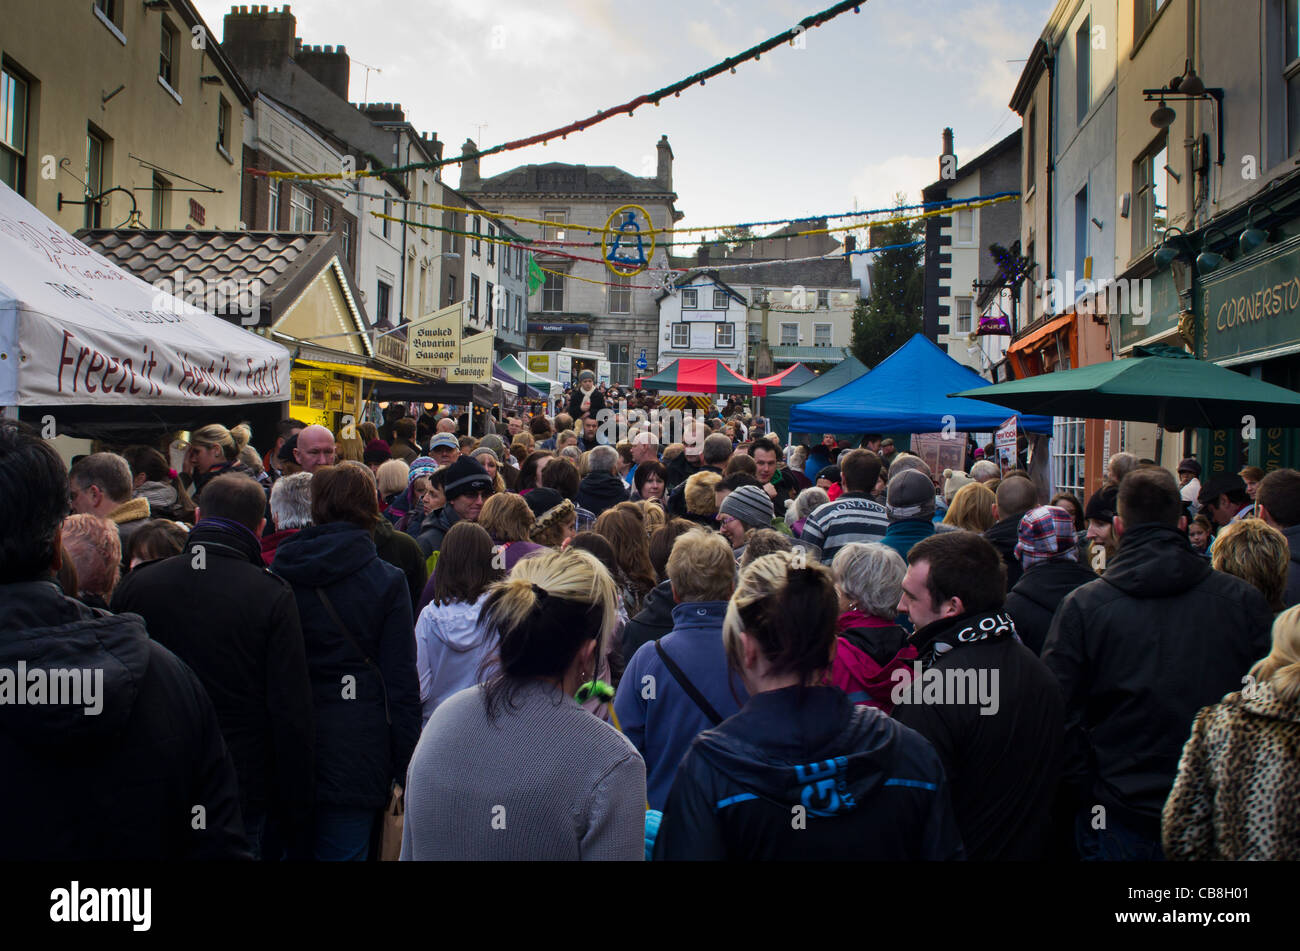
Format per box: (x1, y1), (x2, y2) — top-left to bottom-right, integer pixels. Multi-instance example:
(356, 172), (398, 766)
(414, 457), (493, 557)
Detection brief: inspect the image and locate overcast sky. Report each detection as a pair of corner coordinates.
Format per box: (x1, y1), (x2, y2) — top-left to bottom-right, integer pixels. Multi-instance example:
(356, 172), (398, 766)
(195, 0), (1053, 242)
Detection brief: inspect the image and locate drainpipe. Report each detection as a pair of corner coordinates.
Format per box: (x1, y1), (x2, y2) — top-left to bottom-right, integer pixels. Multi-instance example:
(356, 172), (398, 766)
(1045, 51), (1055, 316)
(398, 134), (410, 333)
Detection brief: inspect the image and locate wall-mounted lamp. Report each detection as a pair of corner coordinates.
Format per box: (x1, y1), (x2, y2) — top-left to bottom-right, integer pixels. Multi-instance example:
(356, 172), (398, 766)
(1153, 226), (1189, 268)
(1143, 61), (1225, 165)
(57, 186), (144, 229)
(1196, 227), (1232, 273)
(1238, 202), (1276, 256)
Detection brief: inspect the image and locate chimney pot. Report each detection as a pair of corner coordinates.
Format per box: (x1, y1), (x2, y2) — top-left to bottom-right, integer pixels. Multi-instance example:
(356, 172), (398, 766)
(845, 235), (856, 254)
(696, 245), (708, 266)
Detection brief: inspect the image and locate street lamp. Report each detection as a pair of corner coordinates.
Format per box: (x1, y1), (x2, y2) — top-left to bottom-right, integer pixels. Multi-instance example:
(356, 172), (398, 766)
(1143, 61), (1225, 166)
(57, 186), (144, 228)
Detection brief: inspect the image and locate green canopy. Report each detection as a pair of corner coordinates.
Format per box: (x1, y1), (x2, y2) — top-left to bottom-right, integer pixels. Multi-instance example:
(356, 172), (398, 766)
(498, 355), (562, 399)
(950, 345), (1300, 430)
(767, 355), (868, 439)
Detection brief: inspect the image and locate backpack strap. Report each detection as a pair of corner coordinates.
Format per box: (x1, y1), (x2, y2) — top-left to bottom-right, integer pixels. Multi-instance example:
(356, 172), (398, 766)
(655, 639), (723, 726)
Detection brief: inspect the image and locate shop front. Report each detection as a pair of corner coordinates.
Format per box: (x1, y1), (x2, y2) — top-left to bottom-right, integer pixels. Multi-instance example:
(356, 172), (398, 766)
(1195, 229), (1300, 477)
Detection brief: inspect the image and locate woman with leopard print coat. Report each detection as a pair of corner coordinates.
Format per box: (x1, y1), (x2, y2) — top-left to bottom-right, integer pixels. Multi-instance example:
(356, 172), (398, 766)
(1163, 605), (1300, 860)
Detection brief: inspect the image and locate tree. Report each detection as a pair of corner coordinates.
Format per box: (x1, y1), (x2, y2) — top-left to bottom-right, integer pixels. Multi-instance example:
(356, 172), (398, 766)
(851, 195), (924, 367)
(716, 225), (756, 254)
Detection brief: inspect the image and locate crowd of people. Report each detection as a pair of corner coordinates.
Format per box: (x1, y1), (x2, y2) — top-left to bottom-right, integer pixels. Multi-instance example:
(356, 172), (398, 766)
(2, 377), (1298, 861)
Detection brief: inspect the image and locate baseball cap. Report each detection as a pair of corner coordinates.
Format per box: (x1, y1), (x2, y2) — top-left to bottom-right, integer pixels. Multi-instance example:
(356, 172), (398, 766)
(428, 432), (459, 452)
(1197, 473), (1247, 506)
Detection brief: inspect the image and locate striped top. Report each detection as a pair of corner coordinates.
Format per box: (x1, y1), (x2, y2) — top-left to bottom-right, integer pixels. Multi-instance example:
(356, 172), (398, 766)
(799, 494), (889, 563)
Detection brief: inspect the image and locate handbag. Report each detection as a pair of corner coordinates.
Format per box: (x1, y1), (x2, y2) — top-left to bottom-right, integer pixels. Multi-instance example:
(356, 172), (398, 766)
(379, 783), (404, 862)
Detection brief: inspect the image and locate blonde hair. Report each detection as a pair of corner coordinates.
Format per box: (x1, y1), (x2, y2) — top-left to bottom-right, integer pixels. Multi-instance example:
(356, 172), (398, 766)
(336, 435), (365, 462)
(376, 459), (410, 497)
(230, 422), (252, 455)
(1251, 605), (1300, 704)
(530, 498), (576, 547)
(667, 530), (736, 603)
(640, 500), (666, 535)
(684, 470), (723, 516)
(943, 481), (996, 533)
(1212, 518), (1290, 612)
(478, 492), (535, 543)
(191, 423), (237, 461)
(722, 551), (838, 684)
(238, 445), (264, 474)
(480, 547), (618, 716)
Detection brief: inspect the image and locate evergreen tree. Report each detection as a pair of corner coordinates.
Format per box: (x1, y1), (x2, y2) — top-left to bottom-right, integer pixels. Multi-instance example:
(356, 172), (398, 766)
(851, 195), (924, 367)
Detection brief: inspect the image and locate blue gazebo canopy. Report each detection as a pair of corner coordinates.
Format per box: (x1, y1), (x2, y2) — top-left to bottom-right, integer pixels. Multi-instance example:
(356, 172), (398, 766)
(789, 334), (1053, 434)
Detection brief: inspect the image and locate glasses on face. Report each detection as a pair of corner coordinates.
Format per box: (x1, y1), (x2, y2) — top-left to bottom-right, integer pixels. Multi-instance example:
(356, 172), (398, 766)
(717, 514), (736, 527)
(462, 490), (489, 500)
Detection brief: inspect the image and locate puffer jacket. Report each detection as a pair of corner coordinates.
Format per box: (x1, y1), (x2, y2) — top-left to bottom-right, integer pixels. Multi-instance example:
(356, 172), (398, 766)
(654, 685), (964, 860)
(1163, 683), (1300, 860)
(1042, 523), (1273, 841)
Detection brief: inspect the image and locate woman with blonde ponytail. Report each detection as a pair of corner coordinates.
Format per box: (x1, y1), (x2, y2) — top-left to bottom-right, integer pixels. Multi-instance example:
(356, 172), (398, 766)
(400, 548), (646, 860)
(1163, 604), (1300, 859)
(186, 422), (259, 502)
(652, 551), (963, 861)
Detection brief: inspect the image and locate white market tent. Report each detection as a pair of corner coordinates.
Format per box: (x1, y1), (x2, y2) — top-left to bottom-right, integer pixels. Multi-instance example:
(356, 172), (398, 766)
(0, 181), (289, 413)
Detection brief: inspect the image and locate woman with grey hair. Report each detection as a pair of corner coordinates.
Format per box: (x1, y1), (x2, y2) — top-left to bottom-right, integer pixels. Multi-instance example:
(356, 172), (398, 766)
(786, 486), (829, 538)
(826, 542), (917, 711)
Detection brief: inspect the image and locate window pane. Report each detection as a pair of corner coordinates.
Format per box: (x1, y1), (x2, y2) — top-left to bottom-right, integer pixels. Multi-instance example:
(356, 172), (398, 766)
(1151, 145), (1167, 241)
(1289, 0), (1300, 64)
(1289, 72), (1300, 156)
(1, 70), (27, 154)
(957, 210), (973, 243)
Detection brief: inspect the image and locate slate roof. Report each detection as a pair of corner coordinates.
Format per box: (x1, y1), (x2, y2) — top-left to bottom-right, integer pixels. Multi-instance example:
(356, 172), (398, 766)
(77, 229), (363, 327)
(693, 258), (858, 289)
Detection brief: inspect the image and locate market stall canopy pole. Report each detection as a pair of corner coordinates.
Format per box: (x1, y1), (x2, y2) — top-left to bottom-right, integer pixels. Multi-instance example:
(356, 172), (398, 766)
(0, 181), (289, 407)
(950, 344), (1300, 430)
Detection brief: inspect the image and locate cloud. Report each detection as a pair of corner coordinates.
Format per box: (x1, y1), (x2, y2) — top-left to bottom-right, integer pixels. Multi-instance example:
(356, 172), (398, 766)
(849, 154), (942, 211)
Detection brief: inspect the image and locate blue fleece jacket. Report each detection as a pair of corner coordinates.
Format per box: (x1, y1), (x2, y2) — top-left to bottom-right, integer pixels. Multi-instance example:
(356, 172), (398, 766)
(614, 600), (748, 810)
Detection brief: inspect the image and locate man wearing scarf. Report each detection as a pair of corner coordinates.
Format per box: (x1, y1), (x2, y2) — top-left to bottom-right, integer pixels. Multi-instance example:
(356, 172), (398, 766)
(111, 473), (315, 860)
(892, 531), (1062, 861)
(567, 369), (606, 421)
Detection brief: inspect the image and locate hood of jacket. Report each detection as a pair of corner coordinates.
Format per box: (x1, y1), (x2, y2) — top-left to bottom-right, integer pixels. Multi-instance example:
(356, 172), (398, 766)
(0, 581), (151, 746)
(1010, 557), (1100, 613)
(420, 591), (492, 652)
(186, 518), (265, 567)
(1284, 524), (1300, 565)
(690, 685), (902, 815)
(134, 480), (178, 512)
(1236, 682), (1300, 724)
(1101, 523), (1212, 598)
(271, 521), (380, 587)
(984, 513), (1021, 552)
(108, 496), (151, 524)
(630, 578), (675, 626)
(578, 471), (629, 508)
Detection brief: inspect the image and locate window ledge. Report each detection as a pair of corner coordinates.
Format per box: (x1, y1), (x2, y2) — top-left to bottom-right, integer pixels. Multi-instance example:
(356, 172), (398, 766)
(217, 143), (234, 165)
(158, 75), (183, 106)
(94, 5), (127, 45)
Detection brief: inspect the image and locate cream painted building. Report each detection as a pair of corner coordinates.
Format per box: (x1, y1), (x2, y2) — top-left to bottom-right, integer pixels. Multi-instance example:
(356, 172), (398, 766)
(1, 0), (249, 232)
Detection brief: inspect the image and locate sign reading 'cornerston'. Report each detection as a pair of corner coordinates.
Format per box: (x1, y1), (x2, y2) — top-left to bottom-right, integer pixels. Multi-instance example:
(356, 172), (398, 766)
(1198, 235), (1300, 363)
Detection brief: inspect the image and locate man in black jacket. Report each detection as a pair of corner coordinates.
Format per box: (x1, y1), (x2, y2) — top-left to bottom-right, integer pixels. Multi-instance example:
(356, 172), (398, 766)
(894, 531), (1063, 860)
(576, 446), (629, 518)
(0, 422), (247, 860)
(666, 433), (731, 517)
(982, 473), (1038, 589)
(112, 473), (314, 859)
(1041, 467), (1273, 860)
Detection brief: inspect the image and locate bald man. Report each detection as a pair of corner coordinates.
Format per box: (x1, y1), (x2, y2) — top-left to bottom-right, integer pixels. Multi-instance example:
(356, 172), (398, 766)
(984, 473), (1039, 588)
(294, 425), (337, 474)
(435, 417), (457, 434)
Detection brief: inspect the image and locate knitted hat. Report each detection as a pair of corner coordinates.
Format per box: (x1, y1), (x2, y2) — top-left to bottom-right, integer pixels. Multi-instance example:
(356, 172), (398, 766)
(1015, 505), (1078, 568)
(428, 432), (459, 452)
(886, 469), (935, 520)
(363, 439), (392, 467)
(1083, 484), (1118, 523)
(407, 456), (438, 485)
(816, 465), (840, 484)
(440, 456), (492, 500)
(1177, 457), (1201, 476)
(469, 446), (498, 466)
(719, 484), (774, 529)
(478, 433), (507, 463)
(942, 468), (975, 503)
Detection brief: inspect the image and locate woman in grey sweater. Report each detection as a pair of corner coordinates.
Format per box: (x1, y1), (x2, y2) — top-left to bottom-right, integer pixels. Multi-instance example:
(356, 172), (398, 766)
(401, 548), (647, 860)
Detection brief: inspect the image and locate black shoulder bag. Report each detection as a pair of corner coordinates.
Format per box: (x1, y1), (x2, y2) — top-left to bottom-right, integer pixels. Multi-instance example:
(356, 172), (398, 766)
(654, 639), (723, 726)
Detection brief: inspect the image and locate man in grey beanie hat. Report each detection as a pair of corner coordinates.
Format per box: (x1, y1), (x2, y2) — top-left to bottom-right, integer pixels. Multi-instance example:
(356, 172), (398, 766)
(881, 468), (936, 561)
(717, 483), (774, 559)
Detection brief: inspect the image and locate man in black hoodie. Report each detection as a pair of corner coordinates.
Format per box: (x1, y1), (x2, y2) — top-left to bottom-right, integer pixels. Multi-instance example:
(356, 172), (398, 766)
(894, 531), (1063, 860)
(1042, 467), (1272, 860)
(576, 445), (629, 518)
(0, 422), (247, 860)
(982, 473), (1038, 589)
(111, 473), (315, 859)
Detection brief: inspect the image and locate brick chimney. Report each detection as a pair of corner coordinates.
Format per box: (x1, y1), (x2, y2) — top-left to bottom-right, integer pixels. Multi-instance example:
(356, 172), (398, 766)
(362, 102), (405, 123)
(222, 5), (297, 70)
(696, 244), (708, 267)
(844, 234), (856, 254)
(657, 135), (673, 191)
(940, 127), (955, 179)
(295, 42), (351, 101)
(460, 139), (480, 187)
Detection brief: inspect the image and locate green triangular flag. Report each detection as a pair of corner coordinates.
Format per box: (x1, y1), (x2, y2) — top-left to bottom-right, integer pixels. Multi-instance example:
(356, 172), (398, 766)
(527, 255), (545, 295)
